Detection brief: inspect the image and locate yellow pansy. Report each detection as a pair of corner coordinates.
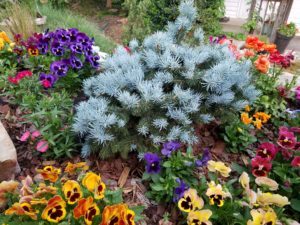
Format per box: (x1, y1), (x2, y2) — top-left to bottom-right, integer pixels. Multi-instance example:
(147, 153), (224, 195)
(257, 189), (290, 207)
(62, 180), (82, 204)
(82, 172), (106, 199)
(187, 210), (213, 225)
(36, 166), (61, 183)
(5, 202), (38, 220)
(178, 188), (204, 213)
(41, 195), (66, 223)
(207, 160), (231, 177)
(255, 177), (278, 191)
(247, 208), (277, 225)
(206, 181), (231, 207)
(239, 172), (250, 190)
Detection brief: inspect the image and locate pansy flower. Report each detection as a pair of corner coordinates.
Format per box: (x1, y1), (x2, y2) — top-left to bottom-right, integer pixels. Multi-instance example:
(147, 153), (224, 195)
(187, 210), (213, 225)
(178, 188), (204, 212)
(39, 73), (57, 89)
(161, 141), (181, 157)
(27, 46), (39, 56)
(144, 153), (161, 174)
(254, 55), (270, 74)
(76, 32), (92, 47)
(50, 60), (69, 77)
(82, 172), (106, 199)
(36, 166), (61, 183)
(62, 180), (82, 204)
(277, 128), (297, 149)
(64, 162), (89, 175)
(255, 177), (278, 191)
(30, 198), (48, 205)
(195, 148), (211, 167)
(256, 142), (278, 160)
(205, 181), (230, 207)
(86, 54), (100, 68)
(74, 196), (100, 225)
(100, 203), (135, 225)
(253, 112), (271, 123)
(253, 118), (263, 129)
(35, 183), (57, 197)
(20, 175), (34, 196)
(247, 208), (277, 225)
(207, 160), (231, 177)
(241, 112), (252, 125)
(5, 202), (38, 220)
(51, 41), (65, 56)
(70, 43), (84, 54)
(173, 179), (189, 202)
(69, 55), (83, 69)
(55, 29), (70, 44)
(291, 156), (300, 167)
(0, 180), (19, 208)
(239, 172), (250, 190)
(251, 156), (272, 177)
(256, 190), (290, 207)
(67, 28), (79, 42)
(41, 195), (66, 223)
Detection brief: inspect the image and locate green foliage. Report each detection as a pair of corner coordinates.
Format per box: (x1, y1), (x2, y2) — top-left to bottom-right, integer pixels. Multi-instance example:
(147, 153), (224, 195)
(143, 150), (198, 203)
(224, 32), (246, 41)
(242, 11), (259, 34)
(278, 22), (297, 37)
(222, 118), (257, 153)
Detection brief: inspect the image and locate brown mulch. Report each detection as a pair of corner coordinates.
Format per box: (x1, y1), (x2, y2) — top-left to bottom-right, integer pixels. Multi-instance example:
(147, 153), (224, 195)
(99, 15), (127, 44)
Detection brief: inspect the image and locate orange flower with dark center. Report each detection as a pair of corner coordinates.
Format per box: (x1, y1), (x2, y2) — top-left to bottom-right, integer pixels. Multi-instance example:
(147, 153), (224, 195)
(65, 162), (89, 175)
(5, 202), (38, 220)
(74, 196), (100, 225)
(62, 180), (82, 204)
(100, 203), (135, 225)
(28, 46), (39, 56)
(254, 55), (270, 74)
(36, 166), (61, 183)
(41, 195), (66, 223)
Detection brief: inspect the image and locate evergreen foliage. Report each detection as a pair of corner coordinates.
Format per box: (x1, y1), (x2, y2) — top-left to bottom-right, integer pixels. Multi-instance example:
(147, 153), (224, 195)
(73, 0), (259, 158)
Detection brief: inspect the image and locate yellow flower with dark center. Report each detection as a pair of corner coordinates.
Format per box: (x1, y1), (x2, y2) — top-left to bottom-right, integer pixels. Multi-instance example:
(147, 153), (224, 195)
(82, 172), (106, 200)
(253, 112), (271, 124)
(256, 190), (290, 207)
(241, 112), (253, 125)
(5, 202), (38, 220)
(247, 208), (277, 225)
(100, 203), (135, 225)
(65, 162), (89, 174)
(28, 46), (39, 56)
(239, 172), (250, 190)
(207, 160), (231, 177)
(206, 181), (230, 207)
(187, 210), (213, 225)
(74, 196), (100, 225)
(253, 119), (263, 129)
(62, 180), (83, 204)
(178, 188), (204, 213)
(36, 166), (61, 183)
(42, 195), (66, 223)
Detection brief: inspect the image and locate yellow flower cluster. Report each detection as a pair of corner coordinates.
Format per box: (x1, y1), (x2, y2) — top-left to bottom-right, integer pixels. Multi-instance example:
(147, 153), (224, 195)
(1, 162), (136, 225)
(0, 31), (13, 51)
(241, 106), (271, 129)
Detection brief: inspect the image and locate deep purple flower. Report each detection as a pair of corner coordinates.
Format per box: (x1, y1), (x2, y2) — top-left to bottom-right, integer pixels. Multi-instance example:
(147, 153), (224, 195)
(51, 42), (65, 56)
(195, 148), (211, 167)
(67, 28), (79, 42)
(70, 43), (84, 54)
(76, 32), (92, 47)
(144, 153), (161, 174)
(173, 178), (188, 202)
(39, 73), (57, 88)
(55, 29), (70, 44)
(37, 43), (48, 55)
(50, 60), (69, 77)
(161, 141), (181, 157)
(69, 55), (83, 69)
(84, 45), (93, 56)
(86, 55), (100, 68)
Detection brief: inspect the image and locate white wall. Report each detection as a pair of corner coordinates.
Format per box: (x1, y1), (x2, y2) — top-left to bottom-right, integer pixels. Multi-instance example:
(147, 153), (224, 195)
(288, 0), (300, 29)
(225, 0), (250, 18)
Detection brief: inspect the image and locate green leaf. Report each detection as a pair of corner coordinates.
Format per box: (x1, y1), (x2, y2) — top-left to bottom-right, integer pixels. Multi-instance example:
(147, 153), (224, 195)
(291, 199), (300, 212)
(151, 183), (165, 191)
(163, 161), (171, 168)
(231, 162), (247, 174)
(131, 205), (145, 221)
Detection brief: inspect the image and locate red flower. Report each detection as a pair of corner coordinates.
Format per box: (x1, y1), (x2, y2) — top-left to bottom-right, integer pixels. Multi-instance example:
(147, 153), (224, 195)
(256, 142), (278, 159)
(16, 70), (32, 80)
(8, 76), (19, 84)
(269, 51), (294, 68)
(251, 156), (272, 177)
(290, 127), (300, 133)
(291, 156), (300, 167)
(280, 147), (293, 160)
(294, 142), (300, 151)
(277, 129), (297, 149)
(277, 86), (287, 98)
(41, 80), (52, 89)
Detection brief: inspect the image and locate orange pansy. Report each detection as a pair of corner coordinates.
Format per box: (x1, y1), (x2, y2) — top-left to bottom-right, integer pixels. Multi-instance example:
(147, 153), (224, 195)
(254, 55), (270, 74)
(36, 166), (61, 183)
(100, 203), (135, 225)
(41, 195), (66, 223)
(241, 112), (253, 125)
(73, 196), (100, 225)
(65, 162), (89, 175)
(5, 202), (38, 220)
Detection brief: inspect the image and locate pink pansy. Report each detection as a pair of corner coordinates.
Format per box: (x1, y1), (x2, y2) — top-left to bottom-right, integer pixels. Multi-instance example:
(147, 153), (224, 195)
(36, 140), (49, 153)
(256, 142), (278, 160)
(20, 131), (31, 142)
(31, 130), (41, 140)
(280, 147), (294, 160)
(277, 128), (297, 149)
(291, 156), (300, 167)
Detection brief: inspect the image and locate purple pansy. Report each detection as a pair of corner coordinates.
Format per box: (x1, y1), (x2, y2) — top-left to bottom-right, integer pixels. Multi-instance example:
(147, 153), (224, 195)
(50, 60), (69, 77)
(173, 178), (188, 202)
(51, 42), (65, 56)
(144, 152), (161, 174)
(161, 141), (181, 157)
(39, 73), (57, 88)
(55, 29), (70, 44)
(195, 148), (211, 167)
(69, 55), (83, 69)
(76, 32), (92, 47)
(67, 28), (79, 42)
(37, 43), (48, 55)
(86, 55), (100, 68)
(70, 43), (84, 54)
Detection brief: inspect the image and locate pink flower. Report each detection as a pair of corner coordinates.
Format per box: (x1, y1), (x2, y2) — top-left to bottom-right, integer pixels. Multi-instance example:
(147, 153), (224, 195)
(290, 127), (300, 133)
(31, 130), (41, 140)
(36, 140), (49, 153)
(8, 76), (19, 85)
(295, 86), (300, 100)
(256, 142), (278, 160)
(251, 156), (272, 177)
(280, 147), (293, 160)
(20, 131), (31, 142)
(291, 156), (300, 167)
(277, 128), (297, 149)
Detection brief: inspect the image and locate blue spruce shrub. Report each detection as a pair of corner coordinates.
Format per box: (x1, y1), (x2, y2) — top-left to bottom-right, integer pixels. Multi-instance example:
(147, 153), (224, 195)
(73, 0), (260, 158)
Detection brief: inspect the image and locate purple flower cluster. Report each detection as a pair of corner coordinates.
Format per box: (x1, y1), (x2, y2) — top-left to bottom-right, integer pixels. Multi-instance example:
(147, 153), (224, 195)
(195, 148), (211, 167)
(161, 141), (181, 157)
(27, 28), (100, 88)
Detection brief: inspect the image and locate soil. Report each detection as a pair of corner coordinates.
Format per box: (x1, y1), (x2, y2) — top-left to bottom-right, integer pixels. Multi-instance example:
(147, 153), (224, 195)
(99, 15), (127, 44)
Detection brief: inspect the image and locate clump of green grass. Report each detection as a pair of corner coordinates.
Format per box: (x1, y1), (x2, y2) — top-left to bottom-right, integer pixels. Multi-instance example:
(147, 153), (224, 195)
(39, 4), (116, 53)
